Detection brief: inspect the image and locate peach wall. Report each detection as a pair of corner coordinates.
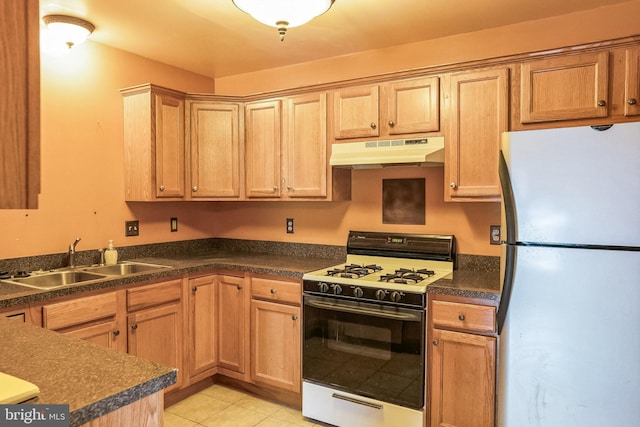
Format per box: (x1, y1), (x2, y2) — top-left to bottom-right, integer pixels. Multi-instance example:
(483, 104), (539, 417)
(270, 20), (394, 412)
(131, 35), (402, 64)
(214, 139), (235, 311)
(213, 168), (500, 256)
(0, 42), (216, 259)
(215, 1), (640, 94)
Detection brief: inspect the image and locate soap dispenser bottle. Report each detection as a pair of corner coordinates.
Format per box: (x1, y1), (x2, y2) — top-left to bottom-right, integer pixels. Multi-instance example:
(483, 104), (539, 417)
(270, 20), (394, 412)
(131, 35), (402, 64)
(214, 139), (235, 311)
(104, 240), (118, 265)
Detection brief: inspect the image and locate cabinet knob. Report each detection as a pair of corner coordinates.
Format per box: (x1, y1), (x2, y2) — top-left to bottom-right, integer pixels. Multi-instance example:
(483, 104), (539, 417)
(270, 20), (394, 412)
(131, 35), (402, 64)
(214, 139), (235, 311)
(597, 100), (606, 107)
(270, 288), (277, 294)
(292, 315), (298, 321)
(113, 329), (120, 337)
(287, 186), (293, 191)
(433, 340), (439, 346)
(388, 120), (395, 127)
(237, 285), (243, 290)
(450, 182), (457, 189)
(629, 98), (637, 105)
(192, 186), (198, 192)
(458, 314), (465, 321)
(370, 122), (377, 129)
(273, 186), (278, 191)
(192, 286), (197, 293)
(131, 324), (138, 330)
(159, 185), (165, 191)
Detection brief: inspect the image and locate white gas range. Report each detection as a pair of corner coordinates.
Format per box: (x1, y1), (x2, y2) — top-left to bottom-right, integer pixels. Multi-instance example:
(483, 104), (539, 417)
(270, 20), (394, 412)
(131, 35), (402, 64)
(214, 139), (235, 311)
(301, 231), (456, 427)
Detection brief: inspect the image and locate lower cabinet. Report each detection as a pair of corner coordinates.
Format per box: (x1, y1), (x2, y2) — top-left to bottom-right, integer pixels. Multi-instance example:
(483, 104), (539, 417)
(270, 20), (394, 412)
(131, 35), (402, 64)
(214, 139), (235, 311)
(217, 274), (246, 376)
(187, 274), (218, 382)
(249, 276), (301, 393)
(250, 298), (301, 393)
(127, 279), (184, 393)
(42, 290), (127, 353)
(428, 296), (497, 427)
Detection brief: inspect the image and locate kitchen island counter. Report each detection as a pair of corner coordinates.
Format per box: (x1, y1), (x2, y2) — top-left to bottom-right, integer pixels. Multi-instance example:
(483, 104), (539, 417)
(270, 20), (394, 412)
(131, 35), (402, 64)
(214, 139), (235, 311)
(0, 317), (175, 426)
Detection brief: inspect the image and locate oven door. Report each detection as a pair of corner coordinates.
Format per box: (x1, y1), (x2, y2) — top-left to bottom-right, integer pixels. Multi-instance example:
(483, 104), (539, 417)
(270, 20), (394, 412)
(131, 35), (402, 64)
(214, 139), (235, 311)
(303, 294), (425, 409)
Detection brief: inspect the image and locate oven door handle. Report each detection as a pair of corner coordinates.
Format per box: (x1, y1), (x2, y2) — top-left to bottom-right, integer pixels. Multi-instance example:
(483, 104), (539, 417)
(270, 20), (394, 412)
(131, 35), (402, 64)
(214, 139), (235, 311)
(305, 299), (421, 321)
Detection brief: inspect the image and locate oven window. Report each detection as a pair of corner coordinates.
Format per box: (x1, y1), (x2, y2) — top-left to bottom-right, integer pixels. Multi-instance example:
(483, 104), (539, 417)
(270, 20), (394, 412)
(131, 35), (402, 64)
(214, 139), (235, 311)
(303, 295), (425, 409)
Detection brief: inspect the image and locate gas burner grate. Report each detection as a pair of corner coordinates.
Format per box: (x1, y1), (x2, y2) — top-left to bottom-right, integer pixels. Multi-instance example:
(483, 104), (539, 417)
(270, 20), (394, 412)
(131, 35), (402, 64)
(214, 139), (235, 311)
(326, 263), (383, 278)
(379, 268), (436, 284)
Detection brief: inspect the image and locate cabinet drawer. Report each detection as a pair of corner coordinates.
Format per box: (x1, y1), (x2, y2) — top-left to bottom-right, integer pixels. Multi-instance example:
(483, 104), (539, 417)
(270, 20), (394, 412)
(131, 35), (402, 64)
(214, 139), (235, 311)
(127, 279), (182, 311)
(432, 300), (496, 333)
(251, 277), (300, 305)
(43, 292), (118, 330)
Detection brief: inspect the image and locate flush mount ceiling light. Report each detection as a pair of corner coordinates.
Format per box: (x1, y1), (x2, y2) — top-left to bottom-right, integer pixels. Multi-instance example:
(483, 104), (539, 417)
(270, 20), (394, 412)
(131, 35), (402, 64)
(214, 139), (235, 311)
(232, 0), (335, 41)
(42, 15), (95, 49)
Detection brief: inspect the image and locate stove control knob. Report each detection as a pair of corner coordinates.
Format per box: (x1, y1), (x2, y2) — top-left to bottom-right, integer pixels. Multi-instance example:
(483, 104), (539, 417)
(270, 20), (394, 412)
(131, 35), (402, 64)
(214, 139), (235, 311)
(318, 282), (329, 293)
(390, 291), (403, 303)
(332, 284), (343, 295)
(353, 287), (363, 298)
(375, 290), (387, 301)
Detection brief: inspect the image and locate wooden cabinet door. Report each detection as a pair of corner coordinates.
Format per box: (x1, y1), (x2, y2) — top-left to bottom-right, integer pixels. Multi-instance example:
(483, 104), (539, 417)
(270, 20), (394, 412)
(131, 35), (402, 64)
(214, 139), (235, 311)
(188, 101), (241, 198)
(155, 93), (185, 198)
(128, 302), (183, 391)
(0, 0), (40, 209)
(283, 93), (327, 198)
(333, 85), (379, 139)
(383, 76), (440, 135)
(250, 299), (301, 392)
(217, 275), (246, 374)
(245, 100), (282, 198)
(188, 275), (217, 381)
(430, 329), (496, 427)
(65, 319), (124, 352)
(624, 47), (640, 116)
(520, 52), (609, 123)
(446, 67), (508, 202)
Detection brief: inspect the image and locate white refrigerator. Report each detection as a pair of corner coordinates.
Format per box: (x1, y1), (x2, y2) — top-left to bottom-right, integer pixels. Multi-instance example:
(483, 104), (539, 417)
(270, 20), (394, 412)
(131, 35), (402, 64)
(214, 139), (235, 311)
(497, 123), (640, 427)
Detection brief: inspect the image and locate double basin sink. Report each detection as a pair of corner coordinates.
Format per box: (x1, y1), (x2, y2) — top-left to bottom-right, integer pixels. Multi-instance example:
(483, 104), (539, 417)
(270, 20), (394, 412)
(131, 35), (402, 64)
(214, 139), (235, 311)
(1, 262), (171, 290)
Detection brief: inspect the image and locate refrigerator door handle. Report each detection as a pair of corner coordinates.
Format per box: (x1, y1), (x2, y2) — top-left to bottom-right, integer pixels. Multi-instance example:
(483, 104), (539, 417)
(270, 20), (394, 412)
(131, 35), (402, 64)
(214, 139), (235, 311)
(497, 149), (518, 334)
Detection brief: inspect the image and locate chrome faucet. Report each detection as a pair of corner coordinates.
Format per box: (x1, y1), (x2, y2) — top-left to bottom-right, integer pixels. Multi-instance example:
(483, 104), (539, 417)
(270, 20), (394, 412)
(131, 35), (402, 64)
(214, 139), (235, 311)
(68, 237), (81, 268)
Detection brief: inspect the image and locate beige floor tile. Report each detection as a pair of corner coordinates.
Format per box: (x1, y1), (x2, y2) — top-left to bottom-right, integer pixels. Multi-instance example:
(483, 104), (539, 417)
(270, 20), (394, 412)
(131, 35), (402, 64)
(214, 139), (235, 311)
(270, 406), (317, 426)
(166, 393), (232, 423)
(199, 403), (269, 427)
(163, 411), (200, 427)
(234, 395), (284, 416)
(199, 384), (249, 404)
(254, 417), (301, 427)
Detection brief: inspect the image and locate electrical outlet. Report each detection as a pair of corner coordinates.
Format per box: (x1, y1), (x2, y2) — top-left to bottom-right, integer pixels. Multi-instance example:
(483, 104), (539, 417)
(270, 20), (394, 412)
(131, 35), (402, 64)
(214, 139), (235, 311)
(286, 218), (294, 234)
(170, 217), (178, 232)
(125, 220), (139, 237)
(490, 225), (501, 245)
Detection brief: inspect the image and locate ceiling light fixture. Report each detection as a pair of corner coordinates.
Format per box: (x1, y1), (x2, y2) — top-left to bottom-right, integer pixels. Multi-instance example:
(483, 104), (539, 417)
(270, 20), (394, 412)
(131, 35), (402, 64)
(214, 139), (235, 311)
(232, 0), (335, 41)
(42, 15), (95, 49)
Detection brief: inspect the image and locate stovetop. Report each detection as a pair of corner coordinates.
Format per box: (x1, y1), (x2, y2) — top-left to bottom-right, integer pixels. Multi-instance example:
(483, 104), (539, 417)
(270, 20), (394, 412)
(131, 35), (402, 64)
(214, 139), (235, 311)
(304, 254), (453, 293)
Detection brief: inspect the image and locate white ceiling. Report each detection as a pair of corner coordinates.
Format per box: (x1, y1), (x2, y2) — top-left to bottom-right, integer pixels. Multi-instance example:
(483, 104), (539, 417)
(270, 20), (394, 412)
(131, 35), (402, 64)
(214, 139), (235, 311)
(39, 0), (630, 79)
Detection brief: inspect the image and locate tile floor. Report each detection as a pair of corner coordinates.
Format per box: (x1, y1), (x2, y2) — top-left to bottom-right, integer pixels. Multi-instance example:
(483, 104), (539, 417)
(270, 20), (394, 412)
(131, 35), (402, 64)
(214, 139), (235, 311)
(164, 384), (329, 427)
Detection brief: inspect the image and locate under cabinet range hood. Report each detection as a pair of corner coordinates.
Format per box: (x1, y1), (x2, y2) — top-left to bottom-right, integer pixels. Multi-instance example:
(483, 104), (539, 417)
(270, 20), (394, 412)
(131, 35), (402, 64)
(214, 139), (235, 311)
(330, 136), (445, 168)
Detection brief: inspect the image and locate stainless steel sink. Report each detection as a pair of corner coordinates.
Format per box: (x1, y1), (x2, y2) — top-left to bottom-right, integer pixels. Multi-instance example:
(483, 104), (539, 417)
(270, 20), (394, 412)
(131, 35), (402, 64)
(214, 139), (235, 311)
(84, 262), (170, 276)
(7, 271), (108, 290)
(1, 262), (171, 290)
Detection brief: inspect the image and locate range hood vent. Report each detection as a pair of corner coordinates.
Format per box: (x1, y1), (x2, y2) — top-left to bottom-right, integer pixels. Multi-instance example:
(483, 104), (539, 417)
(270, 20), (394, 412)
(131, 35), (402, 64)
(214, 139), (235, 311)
(330, 137), (445, 169)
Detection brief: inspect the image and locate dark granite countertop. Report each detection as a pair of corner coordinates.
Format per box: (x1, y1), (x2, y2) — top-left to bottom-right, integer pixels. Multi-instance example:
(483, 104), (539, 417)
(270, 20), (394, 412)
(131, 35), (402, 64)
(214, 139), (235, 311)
(0, 317), (176, 426)
(0, 250), (500, 309)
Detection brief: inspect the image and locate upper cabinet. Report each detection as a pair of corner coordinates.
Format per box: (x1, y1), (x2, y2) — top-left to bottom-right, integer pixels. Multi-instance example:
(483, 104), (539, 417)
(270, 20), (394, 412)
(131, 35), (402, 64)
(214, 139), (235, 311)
(444, 67), (509, 202)
(283, 93), (327, 198)
(0, 0), (40, 209)
(332, 76), (440, 140)
(518, 52), (609, 124)
(625, 46), (640, 117)
(122, 85), (186, 201)
(245, 93), (350, 201)
(244, 99), (282, 198)
(186, 100), (242, 199)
